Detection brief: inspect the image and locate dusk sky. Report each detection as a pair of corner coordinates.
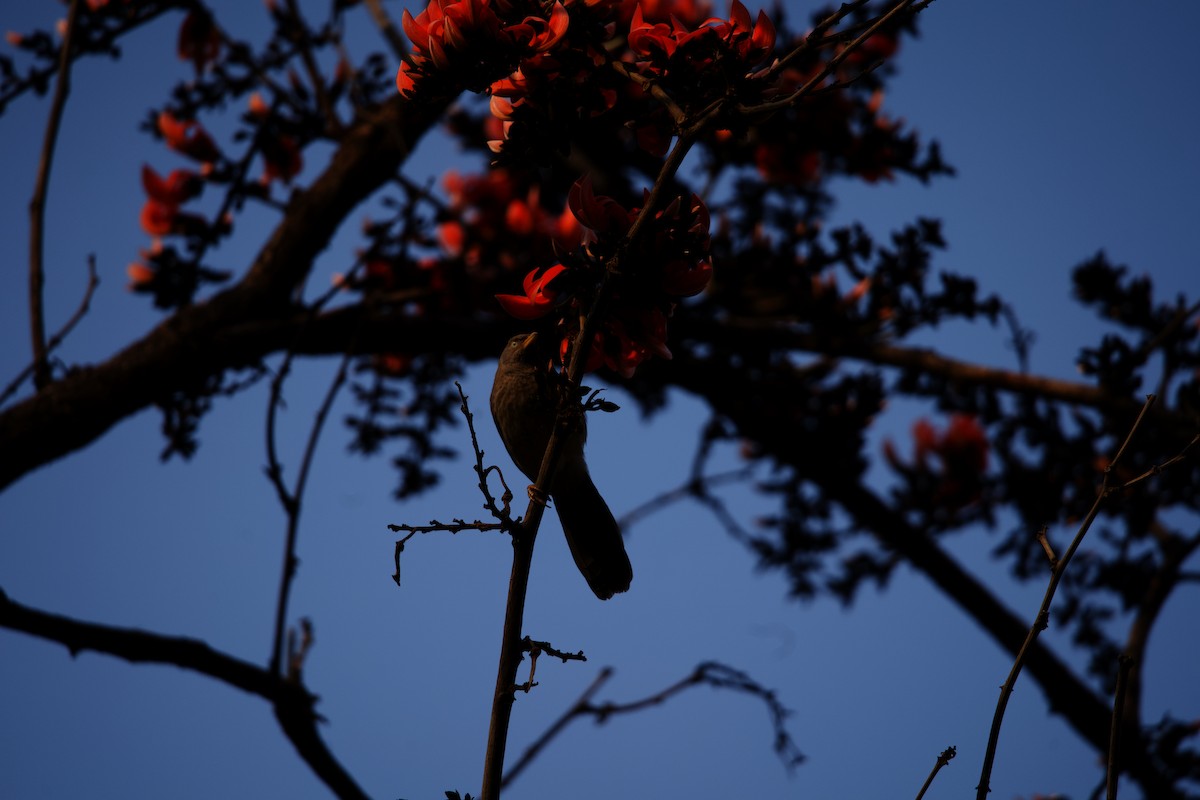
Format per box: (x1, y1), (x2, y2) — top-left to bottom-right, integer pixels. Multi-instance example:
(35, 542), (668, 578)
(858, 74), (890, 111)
(2, 2), (1197, 799)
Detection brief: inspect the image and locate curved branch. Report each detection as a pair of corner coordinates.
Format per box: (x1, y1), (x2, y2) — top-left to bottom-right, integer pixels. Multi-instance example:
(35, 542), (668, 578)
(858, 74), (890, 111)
(0, 587), (369, 800)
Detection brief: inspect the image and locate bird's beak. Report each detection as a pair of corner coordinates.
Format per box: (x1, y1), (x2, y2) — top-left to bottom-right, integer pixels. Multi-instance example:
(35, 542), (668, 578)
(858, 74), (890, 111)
(520, 331), (538, 351)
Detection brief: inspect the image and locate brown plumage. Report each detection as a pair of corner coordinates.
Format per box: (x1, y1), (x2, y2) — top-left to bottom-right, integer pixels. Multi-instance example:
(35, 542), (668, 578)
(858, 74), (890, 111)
(490, 332), (632, 600)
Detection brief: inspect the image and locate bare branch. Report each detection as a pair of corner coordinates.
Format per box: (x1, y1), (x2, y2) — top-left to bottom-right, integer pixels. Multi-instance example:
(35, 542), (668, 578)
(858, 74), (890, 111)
(975, 395), (1179, 799)
(1107, 654), (1135, 800)
(914, 746), (956, 800)
(0, 588), (368, 800)
(267, 349), (354, 677)
(502, 662), (803, 791)
(28, 0), (82, 390)
(2, 254), (98, 406)
(502, 668), (613, 790)
(742, 0), (921, 117)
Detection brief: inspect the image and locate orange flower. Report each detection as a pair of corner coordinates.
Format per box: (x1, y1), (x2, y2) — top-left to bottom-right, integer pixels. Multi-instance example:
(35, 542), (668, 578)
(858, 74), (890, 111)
(126, 261), (156, 288)
(248, 92), (270, 118)
(141, 165), (202, 206)
(261, 134), (302, 184)
(177, 9), (221, 71)
(495, 264), (567, 319)
(157, 111), (221, 163)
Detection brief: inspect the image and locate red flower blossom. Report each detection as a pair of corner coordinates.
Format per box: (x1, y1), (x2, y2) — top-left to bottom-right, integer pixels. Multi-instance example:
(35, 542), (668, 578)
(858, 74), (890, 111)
(157, 111), (221, 163)
(568, 176), (634, 241)
(177, 9), (221, 72)
(495, 263), (568, 319)
(139, 165), (205, 237)
(888, 414), (990, 509)
(601, 306), (672, 377)
(141, 165), (203, 206)
(628, 0), (774, 70)
(139, 200), (207, 237)
(248, 92), (270, 117)
(402, 0), (500, 64)
(939, 415), (990, 474)
(126, 261), (156, 288)
(627, 4), (688, 59)
(397, 0), (569, 95)
(661, 257), (712, 296)
(505, 2), (569, 53)
(722, 0), (774, 64)
(261, 133), (302, 184)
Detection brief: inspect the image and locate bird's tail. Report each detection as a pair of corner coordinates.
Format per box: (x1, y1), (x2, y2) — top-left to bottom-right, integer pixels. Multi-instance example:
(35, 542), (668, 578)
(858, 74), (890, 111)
(553, 467), (633, 600)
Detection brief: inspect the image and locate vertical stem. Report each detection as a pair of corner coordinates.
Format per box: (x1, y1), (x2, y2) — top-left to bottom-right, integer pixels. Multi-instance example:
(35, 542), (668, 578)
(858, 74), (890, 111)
(479, 283), (610, 800)
(29, 0), (81, 390)
(1106, 654), (1134, 800)
(480, 104), (712, 800)
(479, 521), (539, 799)
(975, 396), (1155, 799)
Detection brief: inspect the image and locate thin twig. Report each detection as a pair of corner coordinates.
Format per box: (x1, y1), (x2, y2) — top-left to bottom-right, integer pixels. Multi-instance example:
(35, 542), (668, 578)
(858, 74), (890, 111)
(283, 0), (342, 136)
(456, 382), (514, 522)
(502, 661), (803, 790)
(765, 0), (870, 79)
(742, 0), (921, 117)
(387, 385), (513, 587)
(975, 395), (1160, 799)
(265, 271), (365, 675)
(1, 255), (98, 406)
(388, 519), (506, 587)
(914, 746), (956, 800)
(28, 0), (82, 390)
(619, 466), (754, 532)
(1106, 654), (1135, 800)
(501, 668), (613, 790)
(268, 349), (354, 677)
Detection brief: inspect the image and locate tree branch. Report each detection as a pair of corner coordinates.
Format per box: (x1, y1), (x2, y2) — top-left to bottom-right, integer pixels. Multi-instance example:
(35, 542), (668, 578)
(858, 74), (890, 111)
(0, 91), (448, 492)
(28, 0), (82, 390)
(2, 254), (98, 406)
(0, 587), (369, 800)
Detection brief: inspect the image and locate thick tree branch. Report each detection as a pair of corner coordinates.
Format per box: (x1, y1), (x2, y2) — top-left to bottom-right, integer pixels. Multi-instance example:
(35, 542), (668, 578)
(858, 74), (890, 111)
(676, 316), (1195, 435)
(1121, 527), (1200, 733)
(659, 354), (1183, 799)
(0, 92), (446, 492)
(0, 588), (369, 800)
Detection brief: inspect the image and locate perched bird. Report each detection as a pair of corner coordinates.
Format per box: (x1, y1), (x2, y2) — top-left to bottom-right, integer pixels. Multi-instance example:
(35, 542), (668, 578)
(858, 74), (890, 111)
(490, 332), (633, 599)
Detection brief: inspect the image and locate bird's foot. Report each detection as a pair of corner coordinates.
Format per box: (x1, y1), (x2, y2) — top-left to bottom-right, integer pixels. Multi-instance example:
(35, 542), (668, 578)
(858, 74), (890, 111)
(526, 484), (550, 507)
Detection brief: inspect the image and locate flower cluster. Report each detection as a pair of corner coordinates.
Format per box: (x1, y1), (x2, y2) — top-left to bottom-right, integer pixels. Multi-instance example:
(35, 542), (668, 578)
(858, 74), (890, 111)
(176, 8), (221, 73)
(494, 176), (713, 376)
(627, 0), (774, 73)
(397, 0), (569, 95)
(139, 165), (205, 238)
(157, 110), (222, 165)
(884, 414), (990, 510)
(438, 169), (581, 273)
(479, 0), (780, 161)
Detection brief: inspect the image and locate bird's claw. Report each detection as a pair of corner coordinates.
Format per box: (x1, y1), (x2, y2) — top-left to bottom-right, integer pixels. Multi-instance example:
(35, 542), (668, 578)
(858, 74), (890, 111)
(526, 484), (550, 506)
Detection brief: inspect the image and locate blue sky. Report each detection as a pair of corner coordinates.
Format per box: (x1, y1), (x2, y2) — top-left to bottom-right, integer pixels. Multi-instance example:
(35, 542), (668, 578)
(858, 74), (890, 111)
(1, 2), (1197, 799)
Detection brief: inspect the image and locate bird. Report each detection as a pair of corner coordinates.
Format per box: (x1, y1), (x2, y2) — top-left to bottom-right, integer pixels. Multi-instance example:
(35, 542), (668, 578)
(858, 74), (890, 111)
(490, 332), (633, 599)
